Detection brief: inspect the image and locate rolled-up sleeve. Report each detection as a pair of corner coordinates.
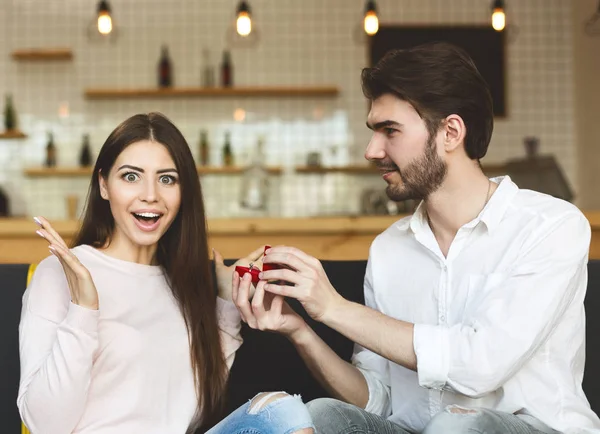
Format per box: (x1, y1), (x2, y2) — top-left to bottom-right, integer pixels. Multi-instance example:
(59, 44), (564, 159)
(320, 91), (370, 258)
(351, 254), (391, 417)
(413, 212), (591, 397)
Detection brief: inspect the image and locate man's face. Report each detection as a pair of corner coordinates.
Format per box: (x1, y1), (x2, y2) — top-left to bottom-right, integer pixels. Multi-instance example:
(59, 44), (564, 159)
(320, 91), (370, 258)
(365, 94), (447, 201)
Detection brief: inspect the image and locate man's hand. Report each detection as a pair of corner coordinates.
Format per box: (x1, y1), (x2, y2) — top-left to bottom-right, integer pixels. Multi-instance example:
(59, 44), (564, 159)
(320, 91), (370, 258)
(259, 246), (345, 322)
(214, 246), (266, 301)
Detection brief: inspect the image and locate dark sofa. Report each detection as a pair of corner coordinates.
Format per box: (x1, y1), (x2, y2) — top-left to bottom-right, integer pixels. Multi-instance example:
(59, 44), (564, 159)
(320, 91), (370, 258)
(1, 260), (599, 432)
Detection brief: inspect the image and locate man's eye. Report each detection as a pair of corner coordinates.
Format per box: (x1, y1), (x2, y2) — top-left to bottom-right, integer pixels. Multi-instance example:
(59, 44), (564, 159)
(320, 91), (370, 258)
(385, 128), (397, 135)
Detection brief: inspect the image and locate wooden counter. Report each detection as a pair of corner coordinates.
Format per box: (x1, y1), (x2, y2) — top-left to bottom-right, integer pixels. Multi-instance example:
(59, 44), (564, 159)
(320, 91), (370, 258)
(1, 212), (600, 264)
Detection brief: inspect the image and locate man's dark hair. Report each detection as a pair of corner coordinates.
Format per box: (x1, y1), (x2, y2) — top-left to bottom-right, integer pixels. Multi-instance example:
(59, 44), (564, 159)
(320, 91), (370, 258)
(362, 41), (494, 160)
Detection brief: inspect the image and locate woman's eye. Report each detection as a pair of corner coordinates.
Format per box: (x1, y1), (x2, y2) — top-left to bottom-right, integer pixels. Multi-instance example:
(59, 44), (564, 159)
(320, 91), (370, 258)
(159, 175), (177, 185)
(123, 172), (139, 182)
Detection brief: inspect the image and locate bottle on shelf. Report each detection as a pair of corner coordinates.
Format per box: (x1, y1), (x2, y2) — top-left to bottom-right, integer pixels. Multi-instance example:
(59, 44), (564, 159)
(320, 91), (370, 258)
(201, 48), (215, 87)
(0, 185), (9, 217)
(220, 50), (233, 88)
(79, 134), (93, 167)
(4, 94), (17, 131)
(45, 132), (57, 168)
(199, 129), (209, 166)
(158, 45), (173, 88)
(240, 135), (269, 210)
(222, 131), (234, 166)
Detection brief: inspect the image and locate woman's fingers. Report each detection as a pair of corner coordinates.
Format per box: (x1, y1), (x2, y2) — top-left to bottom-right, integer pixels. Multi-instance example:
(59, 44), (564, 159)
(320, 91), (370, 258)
(235, 273), (257, 328)
(251, 281), (267, 320)
(270, 294), (284, 315)
(232, 270), (240, 302)
(34, 216), (70, 250)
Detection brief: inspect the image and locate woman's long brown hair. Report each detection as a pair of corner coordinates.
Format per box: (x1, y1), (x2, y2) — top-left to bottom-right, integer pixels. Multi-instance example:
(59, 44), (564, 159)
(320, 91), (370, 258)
(72, 112), (227, 432)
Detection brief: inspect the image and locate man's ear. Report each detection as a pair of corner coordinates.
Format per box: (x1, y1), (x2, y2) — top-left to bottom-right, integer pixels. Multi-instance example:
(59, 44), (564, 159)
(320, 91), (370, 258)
(443, 114), (466, 153)
(98, 170), (109, 200)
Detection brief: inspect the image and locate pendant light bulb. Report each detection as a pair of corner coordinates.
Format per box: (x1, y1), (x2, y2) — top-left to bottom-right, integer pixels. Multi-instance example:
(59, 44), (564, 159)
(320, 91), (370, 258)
(364, 0), (379, 36)
(491, 0), (506, 32)
(236, 1), (252, 37)
(97, 0), (112, 35)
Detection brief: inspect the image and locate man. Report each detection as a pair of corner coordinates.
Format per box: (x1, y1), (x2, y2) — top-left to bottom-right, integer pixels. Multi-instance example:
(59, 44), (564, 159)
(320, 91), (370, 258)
(227, 42), (600, 433)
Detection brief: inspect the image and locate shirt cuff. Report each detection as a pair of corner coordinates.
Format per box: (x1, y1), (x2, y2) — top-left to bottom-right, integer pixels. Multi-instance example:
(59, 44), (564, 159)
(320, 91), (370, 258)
(216, 296), (242, 326)
(413, 323), (450, 390)
(64, 302), (100, 334)
(357, 367), (391, 417)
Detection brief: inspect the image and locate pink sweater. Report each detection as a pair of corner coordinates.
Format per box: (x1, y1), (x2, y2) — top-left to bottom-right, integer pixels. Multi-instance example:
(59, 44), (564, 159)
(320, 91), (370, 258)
(18, 244), (243, 434)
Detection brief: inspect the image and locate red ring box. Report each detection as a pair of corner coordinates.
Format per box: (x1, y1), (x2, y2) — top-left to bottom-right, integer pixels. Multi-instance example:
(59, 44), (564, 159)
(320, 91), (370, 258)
(235, 245), (277, 284)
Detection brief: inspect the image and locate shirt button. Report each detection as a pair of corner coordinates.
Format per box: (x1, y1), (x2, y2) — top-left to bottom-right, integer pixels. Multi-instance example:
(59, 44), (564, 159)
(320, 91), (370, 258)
(440, 315), (446, 322)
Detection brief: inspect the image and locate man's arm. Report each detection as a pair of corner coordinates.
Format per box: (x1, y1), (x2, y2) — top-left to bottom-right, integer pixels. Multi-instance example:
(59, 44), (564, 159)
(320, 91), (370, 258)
(262, 212), (591, 397)
(320, 299), (417, 371)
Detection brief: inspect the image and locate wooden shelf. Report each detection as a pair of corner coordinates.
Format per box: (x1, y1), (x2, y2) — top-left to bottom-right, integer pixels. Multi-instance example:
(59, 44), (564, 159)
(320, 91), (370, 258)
(197, 166), (283, 175)
(84, 86), (339, 99)
(295, 165), (377, 174)
(24, 166), (283, 178)
(296, 164), (508, 175)
(0, 130), (27, 139)
(12, 48), (73, 61)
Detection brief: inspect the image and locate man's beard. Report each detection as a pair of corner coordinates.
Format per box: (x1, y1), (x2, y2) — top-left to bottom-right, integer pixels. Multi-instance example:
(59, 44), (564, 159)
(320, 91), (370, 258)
(379, 135), (448, 202)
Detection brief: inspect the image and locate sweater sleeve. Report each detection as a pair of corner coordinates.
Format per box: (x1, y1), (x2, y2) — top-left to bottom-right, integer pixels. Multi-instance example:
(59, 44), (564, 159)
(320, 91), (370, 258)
(216, 297), (243, 369)
(17, 256), (100, 434)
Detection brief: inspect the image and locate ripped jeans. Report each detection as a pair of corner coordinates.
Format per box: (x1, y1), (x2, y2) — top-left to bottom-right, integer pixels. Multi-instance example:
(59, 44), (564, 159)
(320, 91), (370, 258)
(207, 392), (314, 434)
(306, 398), (561, 434)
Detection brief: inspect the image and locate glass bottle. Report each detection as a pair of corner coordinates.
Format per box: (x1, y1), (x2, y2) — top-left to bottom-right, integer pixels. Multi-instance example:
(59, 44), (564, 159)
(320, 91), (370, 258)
(79, 134), (93, 167)
(240, 136), (269, 210)
(45, 132), (57, 167)
(221, 50), (233, 87)
(158, 45), (172, 88)
(202, 49), (215, 87)
(4, 94), (16, 131)
(199, 130), (209, 166)
(222, 131), (234, 166)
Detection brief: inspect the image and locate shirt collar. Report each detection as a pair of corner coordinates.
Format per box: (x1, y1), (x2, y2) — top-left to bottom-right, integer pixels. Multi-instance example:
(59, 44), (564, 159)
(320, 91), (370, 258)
(400, 175), (519, 235)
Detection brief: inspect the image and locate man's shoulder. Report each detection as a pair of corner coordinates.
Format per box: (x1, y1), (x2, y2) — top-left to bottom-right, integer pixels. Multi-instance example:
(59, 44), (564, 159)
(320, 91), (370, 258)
(506, 188), (590, 249)
(509, 188), (586, 225)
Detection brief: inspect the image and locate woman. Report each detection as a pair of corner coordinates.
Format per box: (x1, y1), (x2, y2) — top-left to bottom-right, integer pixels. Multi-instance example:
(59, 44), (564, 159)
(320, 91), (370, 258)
(18, 112), (313, 434)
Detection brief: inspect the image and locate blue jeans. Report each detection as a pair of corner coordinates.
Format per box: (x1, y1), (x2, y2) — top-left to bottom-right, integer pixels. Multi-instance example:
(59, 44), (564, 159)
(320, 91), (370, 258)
(306, 398), (561, 434)
(207, 392), (314, 434)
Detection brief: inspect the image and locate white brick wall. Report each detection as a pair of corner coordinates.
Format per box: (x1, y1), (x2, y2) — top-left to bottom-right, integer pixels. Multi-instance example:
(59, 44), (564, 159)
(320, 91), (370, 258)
(0, 0), (576, 219)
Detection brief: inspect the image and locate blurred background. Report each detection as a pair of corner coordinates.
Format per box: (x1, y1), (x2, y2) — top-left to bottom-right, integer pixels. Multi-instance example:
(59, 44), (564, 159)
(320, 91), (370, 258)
(0, 0), (599, 262)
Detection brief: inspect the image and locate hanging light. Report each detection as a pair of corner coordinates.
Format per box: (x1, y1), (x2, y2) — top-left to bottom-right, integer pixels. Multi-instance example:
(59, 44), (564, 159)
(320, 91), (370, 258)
(236, 1), (252, 37)
(491, 0), (506, 32)
(364, 0), (379, 36)
(97, 0), (113, 35)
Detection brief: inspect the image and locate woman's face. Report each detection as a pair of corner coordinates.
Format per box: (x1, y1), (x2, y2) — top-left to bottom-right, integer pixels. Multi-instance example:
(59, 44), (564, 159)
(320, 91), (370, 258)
(99, 140), (181, 250)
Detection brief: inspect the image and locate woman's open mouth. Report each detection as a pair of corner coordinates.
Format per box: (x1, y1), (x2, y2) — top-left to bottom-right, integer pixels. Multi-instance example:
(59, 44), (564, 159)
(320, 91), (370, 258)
(132, 212), (163, 232)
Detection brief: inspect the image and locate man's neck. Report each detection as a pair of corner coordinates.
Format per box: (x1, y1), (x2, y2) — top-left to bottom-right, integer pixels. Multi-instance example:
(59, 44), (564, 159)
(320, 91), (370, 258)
(424, 161), (496, 251)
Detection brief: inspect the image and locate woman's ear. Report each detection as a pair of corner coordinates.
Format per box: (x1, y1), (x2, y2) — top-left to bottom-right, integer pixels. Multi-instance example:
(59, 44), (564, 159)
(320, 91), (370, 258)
(98, 170), (109, 200)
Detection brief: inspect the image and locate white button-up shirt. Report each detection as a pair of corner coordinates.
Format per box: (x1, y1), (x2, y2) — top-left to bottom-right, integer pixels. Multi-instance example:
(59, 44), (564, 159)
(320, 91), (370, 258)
(353, 176), (600, 434)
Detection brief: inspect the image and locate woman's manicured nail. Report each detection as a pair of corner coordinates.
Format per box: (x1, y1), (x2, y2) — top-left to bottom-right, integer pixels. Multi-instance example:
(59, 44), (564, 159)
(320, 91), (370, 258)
(33, 217), (42, 227)
(36, 230), (45, 239)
